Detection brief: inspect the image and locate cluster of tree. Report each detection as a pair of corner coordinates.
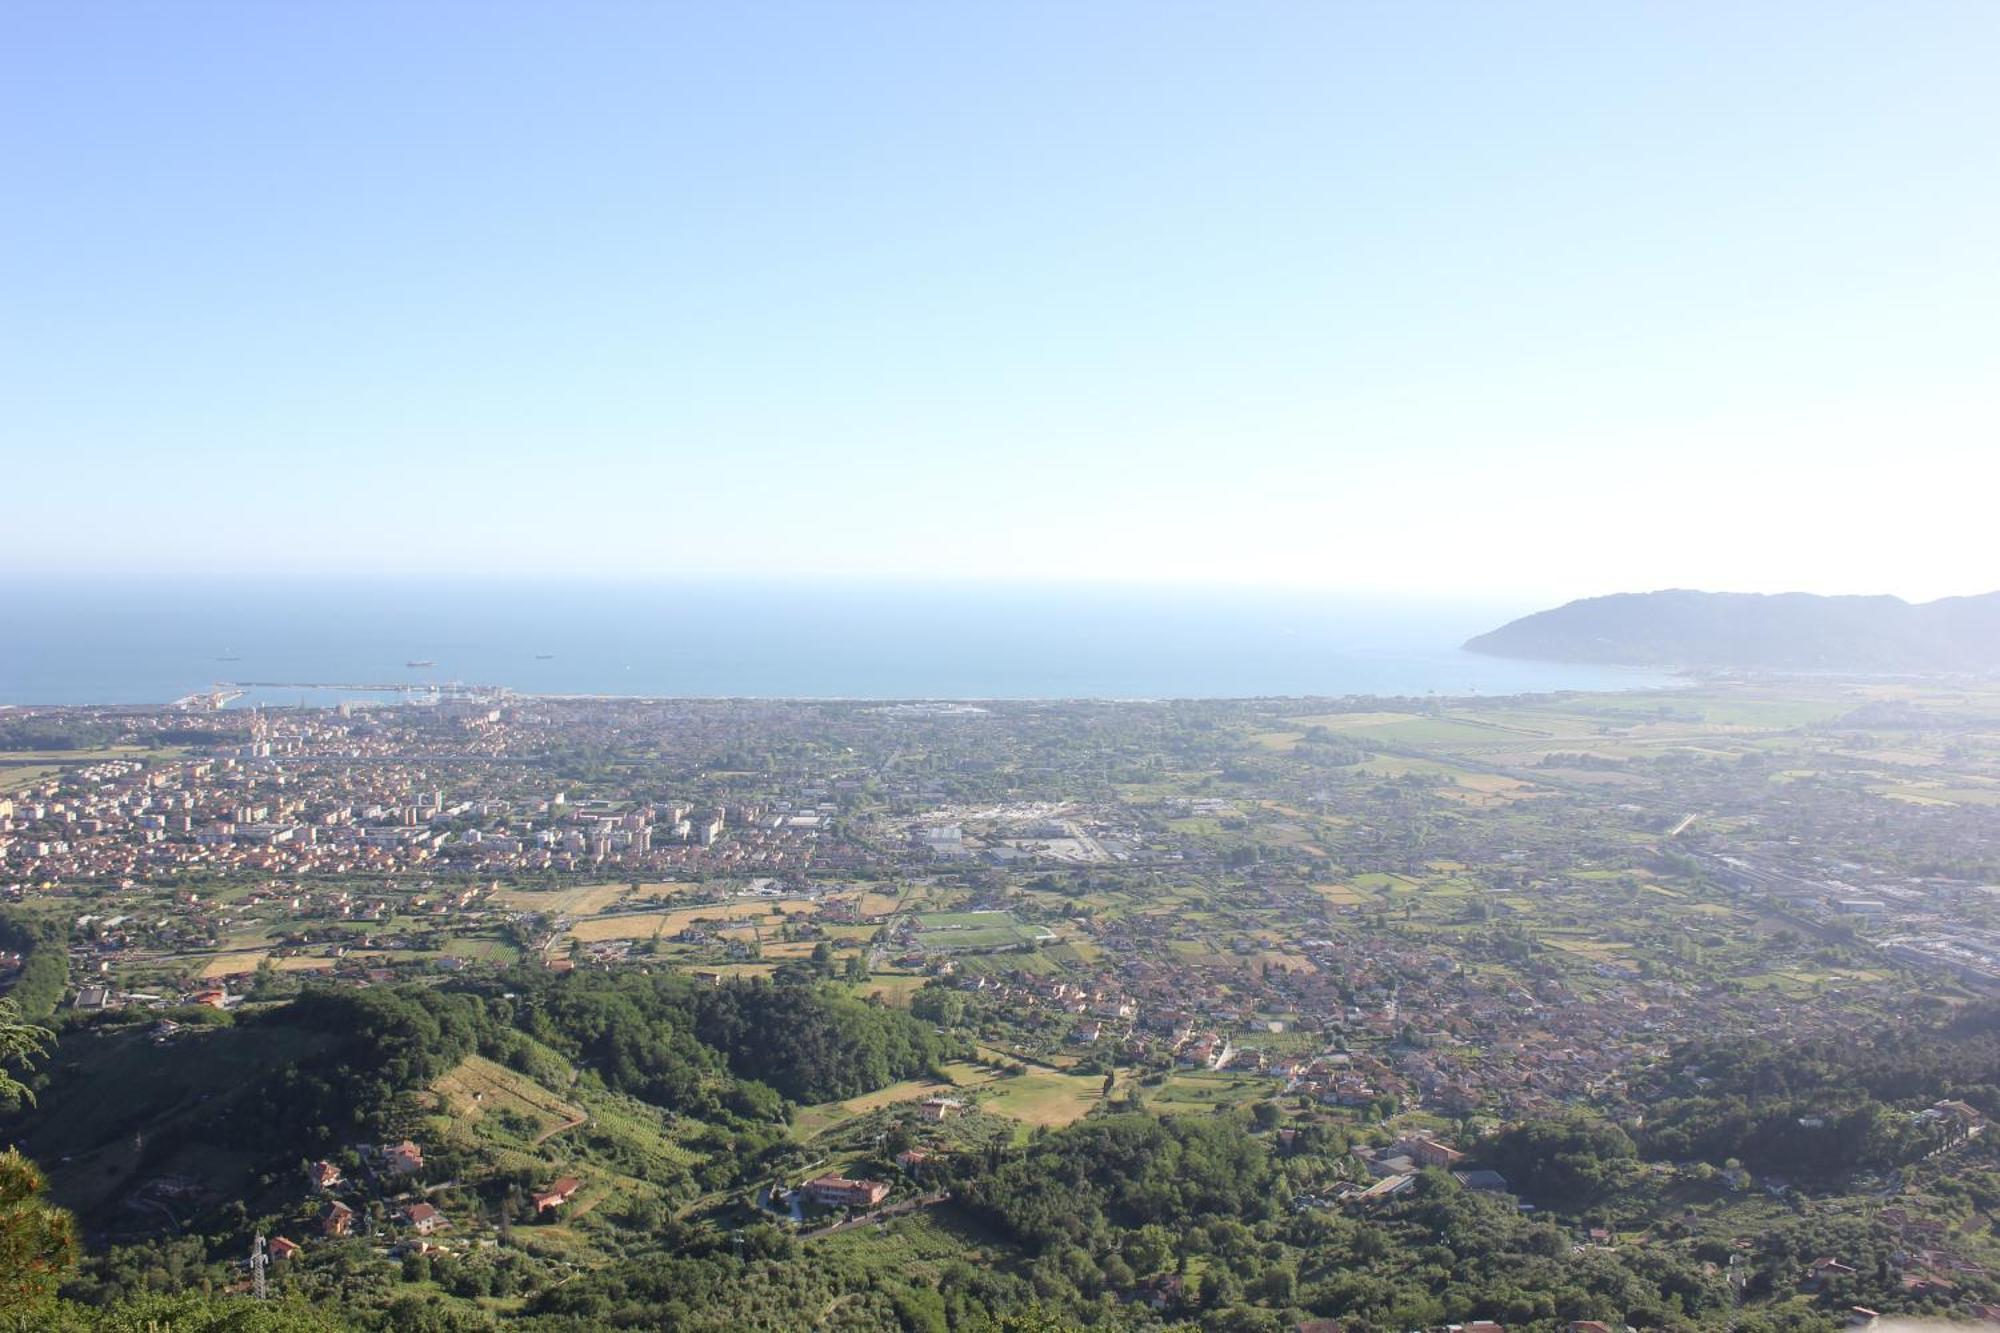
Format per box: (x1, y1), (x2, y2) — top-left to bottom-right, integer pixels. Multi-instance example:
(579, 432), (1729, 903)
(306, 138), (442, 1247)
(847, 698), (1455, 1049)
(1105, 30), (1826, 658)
(246, 986), (489, 1147)
(0, 718), (127, 751)
(684, 979), (949, 1103)
(936, 1112), (1797, 1331)
(1641, 1096), (1926, 1178)
(526, 1239), (1099, 1333)
(10, 968), (957, 1197)
(30, 1293), (351, 1332)
(1290, 727), (1369, 768)
(0, 908), (69, 1019)
(957, 1113), (1279, 1251)
(1473, 1116), (1638, 1209)
(1635, 1009), (2000, 1176)
(1535, 752), (1630, 770)
(504, 969), (959, 1109)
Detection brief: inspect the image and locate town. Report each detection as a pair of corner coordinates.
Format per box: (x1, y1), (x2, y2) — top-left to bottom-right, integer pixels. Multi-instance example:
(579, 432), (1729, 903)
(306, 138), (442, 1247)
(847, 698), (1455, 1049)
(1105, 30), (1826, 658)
(5, 678), (2000, 1332)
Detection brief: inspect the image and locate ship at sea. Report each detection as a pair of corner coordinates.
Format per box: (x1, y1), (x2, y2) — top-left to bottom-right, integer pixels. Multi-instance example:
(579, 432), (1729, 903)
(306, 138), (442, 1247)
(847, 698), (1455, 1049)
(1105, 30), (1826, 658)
(405, 659), (436, 668)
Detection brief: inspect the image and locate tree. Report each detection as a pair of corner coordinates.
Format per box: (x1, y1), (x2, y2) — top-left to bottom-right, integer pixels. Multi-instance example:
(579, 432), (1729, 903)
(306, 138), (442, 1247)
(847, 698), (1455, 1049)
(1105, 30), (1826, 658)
(1250, 1264), (1296, 1305)
(42, 1293), (349, 1330)
(1480, 1115), (1637, 1209)
(911, 988), (968, 1027)
(0, 1149), (76, 1321)
(0, 997), (50, 1108)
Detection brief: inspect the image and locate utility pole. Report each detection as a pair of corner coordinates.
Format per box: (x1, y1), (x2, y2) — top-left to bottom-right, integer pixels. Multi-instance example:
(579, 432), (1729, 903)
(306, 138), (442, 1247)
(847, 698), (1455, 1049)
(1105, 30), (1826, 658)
(250, 1233), (269, 1300)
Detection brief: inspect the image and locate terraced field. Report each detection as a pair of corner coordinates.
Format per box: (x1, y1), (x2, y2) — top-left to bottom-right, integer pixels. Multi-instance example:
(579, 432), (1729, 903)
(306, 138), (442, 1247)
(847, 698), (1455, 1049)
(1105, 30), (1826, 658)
(434, 1054), (585, 1144)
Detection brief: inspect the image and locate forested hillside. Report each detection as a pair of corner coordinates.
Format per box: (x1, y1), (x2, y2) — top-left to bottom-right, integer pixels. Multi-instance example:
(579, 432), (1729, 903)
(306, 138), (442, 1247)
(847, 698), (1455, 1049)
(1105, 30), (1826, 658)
(1635, 1003), (2000, 1177)
(18, 978), (2000, 1330)
(0, 907), (70, 1020)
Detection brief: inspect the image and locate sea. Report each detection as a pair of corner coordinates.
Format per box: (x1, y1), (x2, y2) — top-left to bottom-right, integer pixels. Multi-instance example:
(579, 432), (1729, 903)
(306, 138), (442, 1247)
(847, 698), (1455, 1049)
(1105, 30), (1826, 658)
(0, 579), (1674, 707)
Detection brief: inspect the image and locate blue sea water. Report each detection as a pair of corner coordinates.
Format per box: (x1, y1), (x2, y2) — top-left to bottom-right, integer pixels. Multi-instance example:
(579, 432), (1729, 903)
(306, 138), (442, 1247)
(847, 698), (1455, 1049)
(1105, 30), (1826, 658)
(0, 579), (1672, 706)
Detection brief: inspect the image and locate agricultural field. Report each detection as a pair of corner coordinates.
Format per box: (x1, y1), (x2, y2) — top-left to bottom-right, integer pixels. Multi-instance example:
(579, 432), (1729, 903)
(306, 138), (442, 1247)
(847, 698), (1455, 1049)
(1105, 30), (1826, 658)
(564, 911), (675, 942)
(490, 883), (635, 916)
(199, 951), (342, 979)
(432, 1054), (586, 1144)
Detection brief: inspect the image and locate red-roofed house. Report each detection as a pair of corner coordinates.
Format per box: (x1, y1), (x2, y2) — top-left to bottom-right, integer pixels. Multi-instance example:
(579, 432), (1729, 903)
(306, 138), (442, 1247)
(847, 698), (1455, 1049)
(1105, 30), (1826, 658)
(401, 1202), (447, 1235)
(533, 1177), (582, 1212)
(321, 1201), (355, 1237)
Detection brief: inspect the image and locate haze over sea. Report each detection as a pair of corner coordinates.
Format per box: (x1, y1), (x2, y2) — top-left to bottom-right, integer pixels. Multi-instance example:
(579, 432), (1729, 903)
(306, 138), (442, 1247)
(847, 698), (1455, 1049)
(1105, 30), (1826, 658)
(0, 580), (1672, 707)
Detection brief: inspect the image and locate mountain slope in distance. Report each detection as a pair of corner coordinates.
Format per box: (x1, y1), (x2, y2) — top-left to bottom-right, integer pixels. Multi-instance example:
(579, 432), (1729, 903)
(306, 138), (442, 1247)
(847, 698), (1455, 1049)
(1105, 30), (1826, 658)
(1463, 589), (2000, 672)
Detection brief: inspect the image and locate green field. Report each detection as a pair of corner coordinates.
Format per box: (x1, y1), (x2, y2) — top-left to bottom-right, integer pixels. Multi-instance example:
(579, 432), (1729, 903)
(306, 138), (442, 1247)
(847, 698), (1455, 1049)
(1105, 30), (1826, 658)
(0, 764), (62, 792)
(910, 910), (1045, 951)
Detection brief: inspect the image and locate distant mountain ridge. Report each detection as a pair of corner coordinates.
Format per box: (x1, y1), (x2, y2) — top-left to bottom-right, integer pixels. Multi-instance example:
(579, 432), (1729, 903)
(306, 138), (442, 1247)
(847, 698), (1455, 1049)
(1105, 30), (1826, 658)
(1464, 589), (2000, 673)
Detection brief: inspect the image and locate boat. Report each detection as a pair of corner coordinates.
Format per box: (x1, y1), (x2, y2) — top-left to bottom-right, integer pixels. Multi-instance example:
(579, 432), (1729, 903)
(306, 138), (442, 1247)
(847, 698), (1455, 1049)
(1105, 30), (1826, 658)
(535, 653), (556, 660)
(405, 659), (436, 668)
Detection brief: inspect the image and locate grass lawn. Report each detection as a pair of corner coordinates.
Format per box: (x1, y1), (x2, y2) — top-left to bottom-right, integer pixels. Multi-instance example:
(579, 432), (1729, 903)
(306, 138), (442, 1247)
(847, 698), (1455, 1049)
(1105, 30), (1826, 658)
(1150, 1071), (1268, 1115)
(976, 1068), (1109, 1134)
(793, 1071), (977, 1139)
(0, 764), (62, 792)
(442, 935), (522, 963)
(849, 973), (930, 1007)
(792, 1057), (1110, 1142)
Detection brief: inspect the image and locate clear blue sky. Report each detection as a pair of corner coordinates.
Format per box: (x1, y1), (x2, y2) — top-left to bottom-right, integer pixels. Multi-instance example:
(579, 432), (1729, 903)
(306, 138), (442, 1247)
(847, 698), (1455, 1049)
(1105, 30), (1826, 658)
(4, 2), (1995, 599)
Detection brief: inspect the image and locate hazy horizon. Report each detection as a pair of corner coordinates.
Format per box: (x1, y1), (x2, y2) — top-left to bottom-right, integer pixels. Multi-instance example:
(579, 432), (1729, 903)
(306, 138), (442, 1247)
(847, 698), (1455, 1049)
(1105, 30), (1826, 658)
(7, 571), (1994, 607)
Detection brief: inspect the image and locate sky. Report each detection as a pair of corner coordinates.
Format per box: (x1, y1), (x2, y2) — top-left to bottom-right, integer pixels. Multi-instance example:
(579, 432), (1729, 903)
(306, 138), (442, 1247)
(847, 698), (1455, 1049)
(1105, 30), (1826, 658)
(3, 2), (1996, 602)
